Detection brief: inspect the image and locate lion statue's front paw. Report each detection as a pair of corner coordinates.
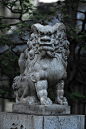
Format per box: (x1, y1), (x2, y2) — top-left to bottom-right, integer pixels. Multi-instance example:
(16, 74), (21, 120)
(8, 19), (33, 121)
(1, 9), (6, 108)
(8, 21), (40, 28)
(40, 97), (52, 105)
(55, 97), (68, 105)
(19, 96), (39, 105)
(62, 97), (68, 105)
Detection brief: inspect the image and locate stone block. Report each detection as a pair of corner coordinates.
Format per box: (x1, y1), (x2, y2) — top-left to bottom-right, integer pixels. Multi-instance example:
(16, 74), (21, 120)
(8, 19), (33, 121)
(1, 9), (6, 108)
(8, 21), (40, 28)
(0, 112), (43, 129)
(44, 115), (85, 129)
(0, 112), (85, 129)
(12, 103), (70, 115)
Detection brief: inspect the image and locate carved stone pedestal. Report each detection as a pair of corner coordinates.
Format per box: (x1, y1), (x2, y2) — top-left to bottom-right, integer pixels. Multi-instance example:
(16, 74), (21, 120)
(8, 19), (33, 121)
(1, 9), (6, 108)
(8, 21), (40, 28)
(12, 103), (70, 115)
(0, 112), (85, 129)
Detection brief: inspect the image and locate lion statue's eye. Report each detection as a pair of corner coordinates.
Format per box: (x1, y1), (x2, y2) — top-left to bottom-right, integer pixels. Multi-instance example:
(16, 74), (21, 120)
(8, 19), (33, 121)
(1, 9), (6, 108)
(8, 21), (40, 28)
(36, 29), (39, 34)
(58, 34), (61, 38)
(54, 31), (57, 35)
(33, 41), (36, 46)
(40, 32), (44, 36)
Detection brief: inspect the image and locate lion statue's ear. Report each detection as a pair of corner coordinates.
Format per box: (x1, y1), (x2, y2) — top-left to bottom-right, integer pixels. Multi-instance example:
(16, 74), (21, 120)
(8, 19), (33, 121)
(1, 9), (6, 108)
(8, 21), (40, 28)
(31, 24), (37, 32)
(31, 23), (41, 33)
(54, 23), (66, 32)
(27, 40), (32, 50)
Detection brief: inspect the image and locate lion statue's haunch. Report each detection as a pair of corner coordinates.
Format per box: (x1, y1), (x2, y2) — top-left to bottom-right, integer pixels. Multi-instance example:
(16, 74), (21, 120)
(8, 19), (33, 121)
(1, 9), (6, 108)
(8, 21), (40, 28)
(12, 23), (70, 105)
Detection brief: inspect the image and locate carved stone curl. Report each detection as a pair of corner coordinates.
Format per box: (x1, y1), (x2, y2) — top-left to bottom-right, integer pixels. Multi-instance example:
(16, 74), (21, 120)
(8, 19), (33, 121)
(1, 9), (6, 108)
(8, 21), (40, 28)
(12, 23), (70, 106)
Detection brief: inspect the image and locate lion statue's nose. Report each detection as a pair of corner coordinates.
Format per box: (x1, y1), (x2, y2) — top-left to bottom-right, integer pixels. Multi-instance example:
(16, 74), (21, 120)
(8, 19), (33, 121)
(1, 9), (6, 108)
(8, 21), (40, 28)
(40, 36), (51, 44)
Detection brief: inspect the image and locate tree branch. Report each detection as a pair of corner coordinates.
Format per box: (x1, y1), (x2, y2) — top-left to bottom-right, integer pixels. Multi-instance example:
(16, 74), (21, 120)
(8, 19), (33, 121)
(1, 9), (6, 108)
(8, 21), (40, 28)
(0, 63), (13, 79)
(0, 18), (37, 29)
(0, 86), (13, 91)
(11, 49), (19, 57)
(76, 78), (86, 85)
(0, 16), (19, 19)
(0, 22), (20, 29)
(79, 67), (86, 81)
(67, 45), (82, 90)
(2, 0), (22, 14)
(72, 18), (86, 21)
(82, 11), (86, 32)
(0, 78), (11, 81)
(0, 95), (15, 99)
(80, 62), (86, 65)
(19, 0), (23, 20)
(71, 6), (86, 14)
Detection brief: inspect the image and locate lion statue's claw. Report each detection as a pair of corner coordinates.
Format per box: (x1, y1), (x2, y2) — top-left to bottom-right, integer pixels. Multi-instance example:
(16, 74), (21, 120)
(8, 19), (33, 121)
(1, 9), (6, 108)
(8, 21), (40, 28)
(40, 97), (52, 106)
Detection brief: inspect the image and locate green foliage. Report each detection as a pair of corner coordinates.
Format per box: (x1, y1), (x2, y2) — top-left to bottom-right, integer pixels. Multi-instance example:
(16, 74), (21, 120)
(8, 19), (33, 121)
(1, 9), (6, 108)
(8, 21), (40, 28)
(0, 51), (19, 78)
(48, 88), (85, 103)
(0, 89), (6, 94)
(29, 8), (53, 22)
(64, 90), (85, 102)
(0, 35), (11, 46)
(64, 14), (72, 19)
(2, 0), (34, 13)
(66, 25), (85, 50)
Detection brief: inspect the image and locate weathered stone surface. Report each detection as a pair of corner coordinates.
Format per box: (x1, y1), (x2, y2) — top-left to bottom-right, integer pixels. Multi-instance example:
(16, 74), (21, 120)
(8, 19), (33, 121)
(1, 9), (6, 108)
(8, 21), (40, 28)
(0, 112), (85, 129)
(12, 23), (70, 108)
(44, 115), (85, 129)
(0, 112), (43, 129)
(12, 103), (70, 115)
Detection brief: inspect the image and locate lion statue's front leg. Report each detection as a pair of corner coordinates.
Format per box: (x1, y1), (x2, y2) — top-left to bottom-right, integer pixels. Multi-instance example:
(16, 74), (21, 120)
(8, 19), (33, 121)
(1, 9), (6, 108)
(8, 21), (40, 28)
(35, 80), (52, 105)
(54, 80), (68, 105)
(35, 79), (68, 106)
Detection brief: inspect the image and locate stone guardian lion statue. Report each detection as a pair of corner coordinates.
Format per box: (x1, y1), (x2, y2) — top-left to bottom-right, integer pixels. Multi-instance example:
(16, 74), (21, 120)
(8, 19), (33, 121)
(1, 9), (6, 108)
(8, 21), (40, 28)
(12, 23), (70, 106)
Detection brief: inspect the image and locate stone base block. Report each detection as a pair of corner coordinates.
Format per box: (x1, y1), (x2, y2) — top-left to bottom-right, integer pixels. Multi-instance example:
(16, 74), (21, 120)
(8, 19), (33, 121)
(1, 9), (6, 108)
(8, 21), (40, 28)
(12, 103), (70, 115)
(0, 112), (85, 129)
